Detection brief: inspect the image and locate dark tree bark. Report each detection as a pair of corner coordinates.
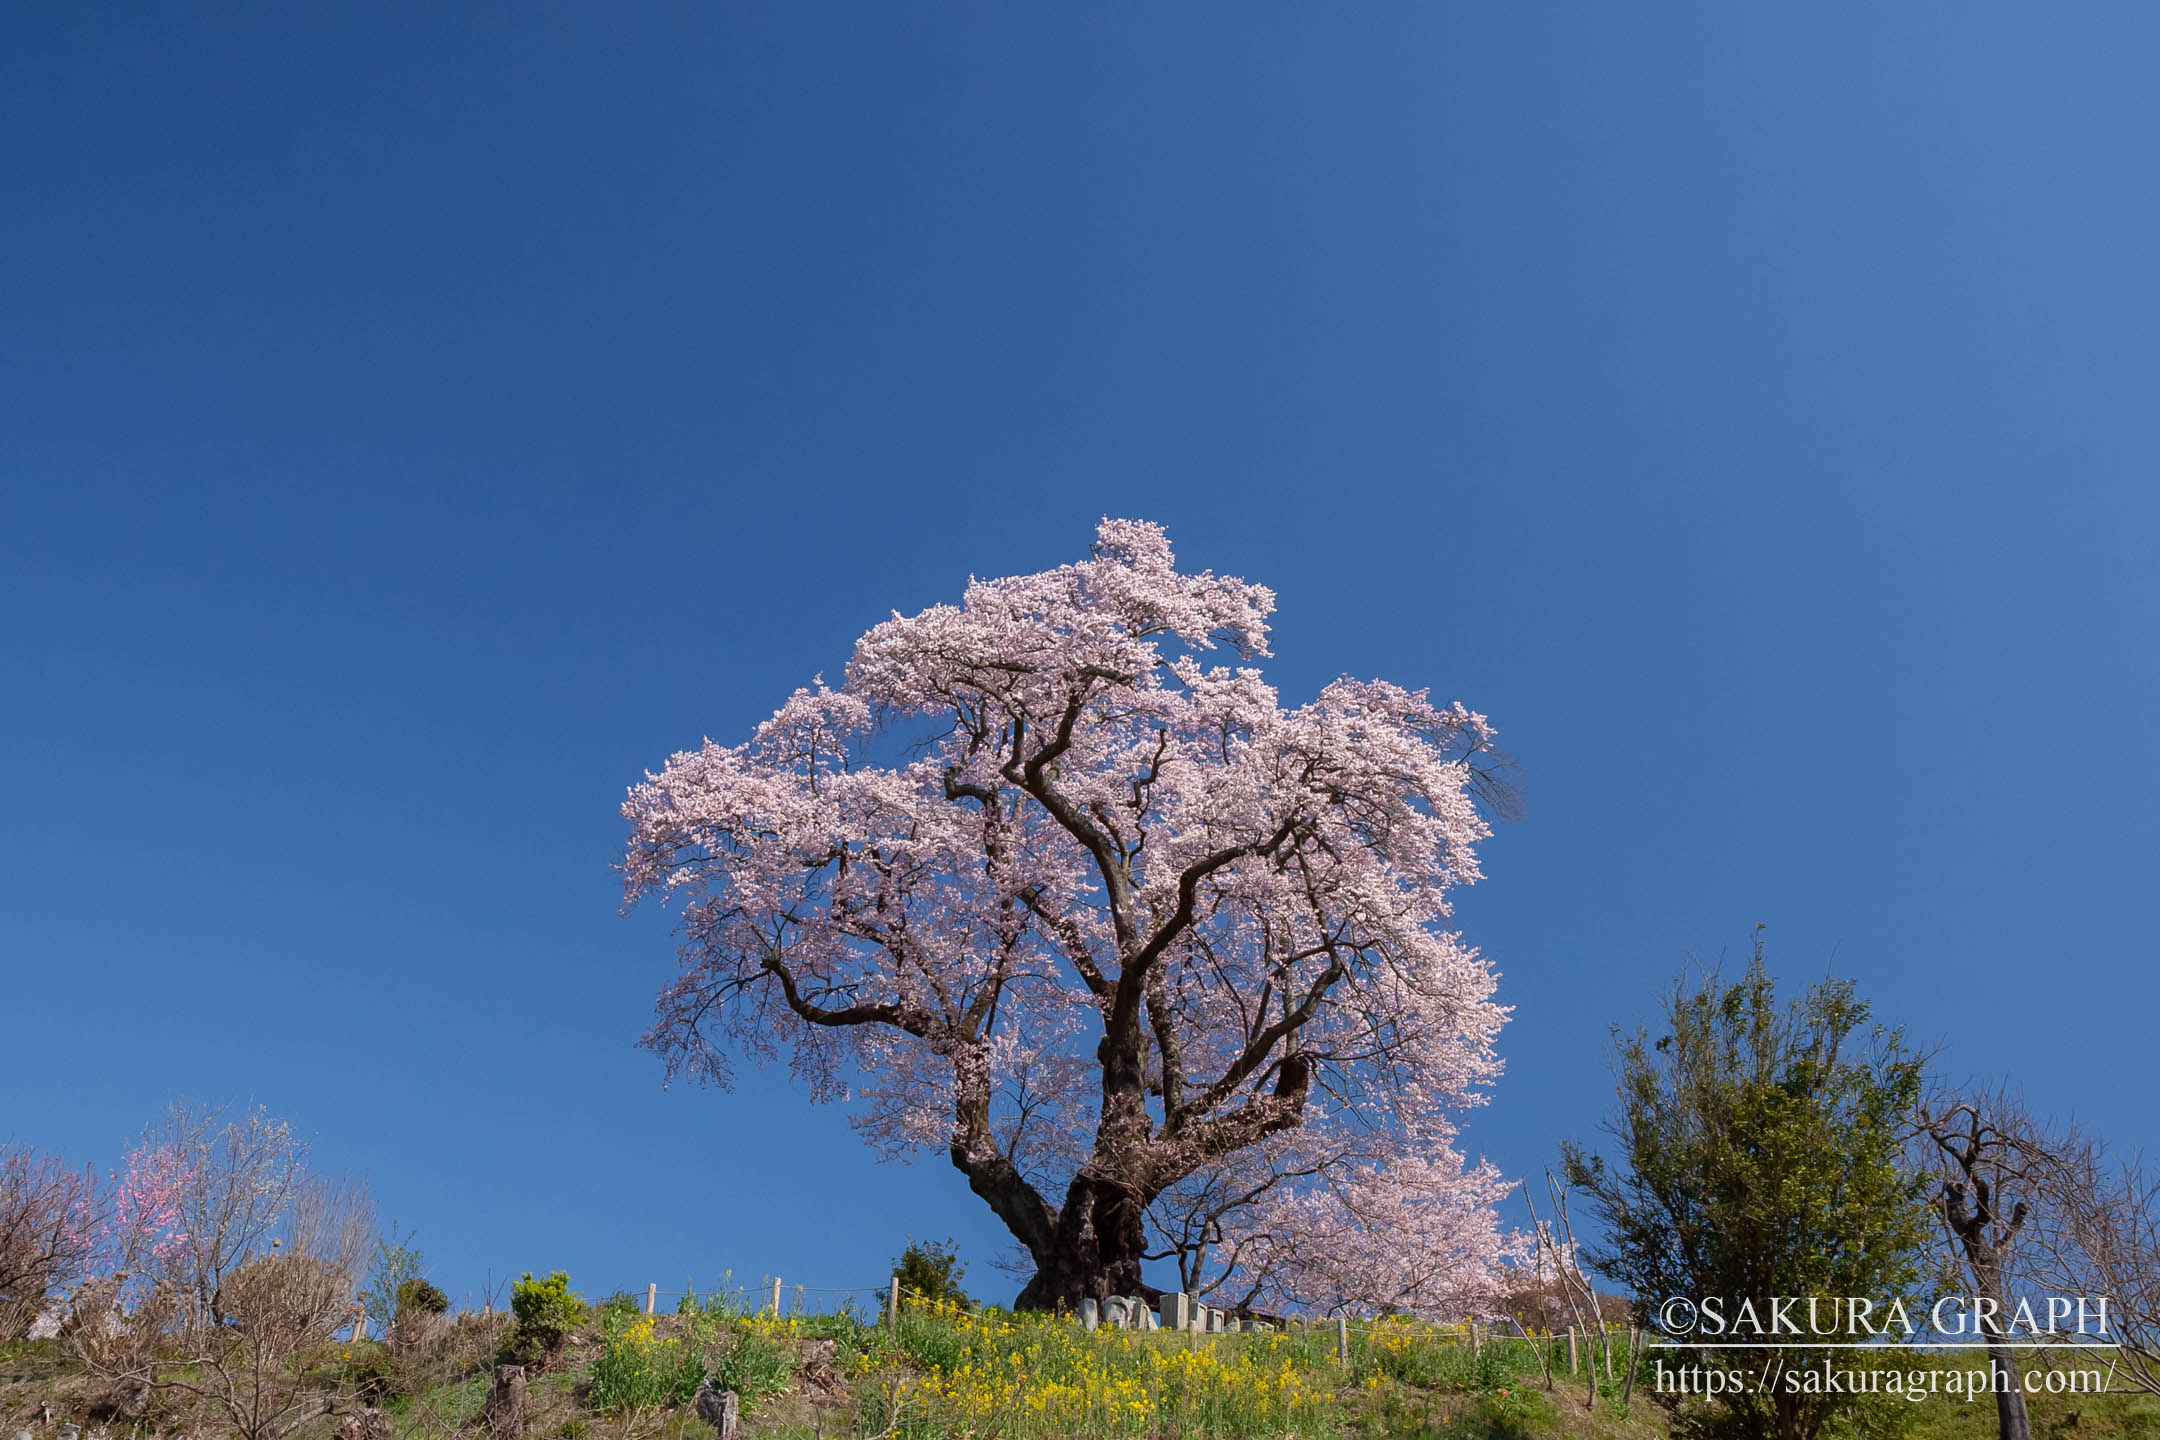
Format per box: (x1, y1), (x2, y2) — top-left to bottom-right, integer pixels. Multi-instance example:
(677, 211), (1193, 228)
(1923, 1100), (2036, 1440)
(1946, 1181), (2031, 1440)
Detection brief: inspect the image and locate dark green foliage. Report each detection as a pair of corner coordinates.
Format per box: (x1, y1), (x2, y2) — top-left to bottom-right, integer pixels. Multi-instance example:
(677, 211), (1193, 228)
(1561, 935), (1933, 1440)
(501, 1270), (585, 1366)
(343, 1345), (404, 1402)
(893, 1237), (972, 1311)
(396, 1277), (450, 1317)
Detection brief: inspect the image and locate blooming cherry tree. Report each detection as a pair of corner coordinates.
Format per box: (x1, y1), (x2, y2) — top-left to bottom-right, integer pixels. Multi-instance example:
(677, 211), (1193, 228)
(624, 520), (1512, 1309)
(1148, 1135), (1521, 1319)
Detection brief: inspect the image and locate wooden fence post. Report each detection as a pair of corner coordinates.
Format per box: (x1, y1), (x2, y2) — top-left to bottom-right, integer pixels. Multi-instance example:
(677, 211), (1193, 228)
(770, 1277), (782, 1316)
(645, 1283), (657, 1316)
(887, 1276), (900, 1327)
(1568, 1327), (1578, 1374)
(1336, 1315), (1349, 1366)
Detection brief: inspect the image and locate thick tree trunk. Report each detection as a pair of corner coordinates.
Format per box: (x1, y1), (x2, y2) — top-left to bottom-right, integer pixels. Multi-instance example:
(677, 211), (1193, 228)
(1937, 1163), (2032, 1440)
(1974, 1258), (2032, 1440)
(1773, 1387), (1802, 1440)
(1011, 1175), (1158, 1311)
(1986, 1337), (2031, 1440)
(1004, 990), (1167, 1311)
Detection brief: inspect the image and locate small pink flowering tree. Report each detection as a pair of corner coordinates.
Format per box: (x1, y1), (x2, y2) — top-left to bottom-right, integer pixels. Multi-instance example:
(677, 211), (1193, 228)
(101, 1140), (196, 1285)
(624, 520), (1513, 1310)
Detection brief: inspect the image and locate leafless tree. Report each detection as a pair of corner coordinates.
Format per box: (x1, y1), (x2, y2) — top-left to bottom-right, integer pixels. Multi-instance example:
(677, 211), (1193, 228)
(2016, 1122), (2160, 1397)
(65, 1104), (377, 1440)
(1916, 1090), (2048, 1440)
(149, 1175), (376, 1440)
(1918, 1088), (2160, 1404)
(1522, 1172), (1614, 1405)
(0, 1143), (97, 1342)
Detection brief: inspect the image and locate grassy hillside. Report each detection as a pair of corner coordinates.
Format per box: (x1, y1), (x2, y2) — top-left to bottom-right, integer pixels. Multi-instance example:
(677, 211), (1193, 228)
(5, 1297), (2154, 1440)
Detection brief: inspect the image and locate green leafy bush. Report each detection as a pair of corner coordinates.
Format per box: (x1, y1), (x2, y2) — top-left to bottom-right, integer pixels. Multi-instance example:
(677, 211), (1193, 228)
(343, 1345), (404, 1402)
(501, 1270), (584, 1366)
(1562, 938), (1932, 1440)
(892, 1238), (971, 1311)
(397, 1277), (450, 1318)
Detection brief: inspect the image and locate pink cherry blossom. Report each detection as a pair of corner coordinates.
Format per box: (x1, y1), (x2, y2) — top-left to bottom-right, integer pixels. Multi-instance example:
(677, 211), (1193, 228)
(624, 519), (1513, 1310)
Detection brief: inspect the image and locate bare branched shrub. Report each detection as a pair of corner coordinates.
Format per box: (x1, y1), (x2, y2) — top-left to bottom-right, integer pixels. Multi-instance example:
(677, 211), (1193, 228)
(60, 1103), (379, 1440)
(0, 1143), (97, 1342)
(285, 1174), (376, 1292)
(151, 1176), (377, 1440)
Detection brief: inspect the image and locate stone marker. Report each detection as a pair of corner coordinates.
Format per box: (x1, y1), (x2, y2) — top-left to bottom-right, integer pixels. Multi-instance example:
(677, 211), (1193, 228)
(1159, 1292), (1191, 1331)
(1080, 1297), (1099, 1330)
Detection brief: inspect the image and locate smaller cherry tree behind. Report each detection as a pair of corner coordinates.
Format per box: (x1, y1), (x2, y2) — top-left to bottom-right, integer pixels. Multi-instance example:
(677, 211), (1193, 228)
(624, 519), (1514, 1310)
(1147, 1141), (1521, 1319)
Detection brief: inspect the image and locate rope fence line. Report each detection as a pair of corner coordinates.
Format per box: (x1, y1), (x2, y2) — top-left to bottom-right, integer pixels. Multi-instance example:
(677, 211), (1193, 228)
(395, 1283), (2155, 1402)
(483, 1274), (1580, 1337)
(445, 1269), (1632, 1379)
(412, 1268), (1638, 1379)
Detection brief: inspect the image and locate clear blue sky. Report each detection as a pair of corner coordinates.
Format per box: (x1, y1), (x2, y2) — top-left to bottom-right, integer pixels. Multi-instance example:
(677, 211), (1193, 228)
(5, 5), (2156, 1308)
